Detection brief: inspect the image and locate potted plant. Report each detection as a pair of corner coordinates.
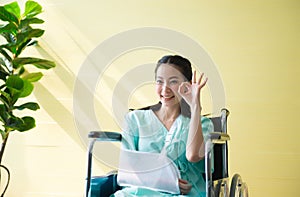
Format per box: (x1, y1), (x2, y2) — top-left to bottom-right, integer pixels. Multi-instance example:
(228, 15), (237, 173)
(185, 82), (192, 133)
(0, 0), (56, 195)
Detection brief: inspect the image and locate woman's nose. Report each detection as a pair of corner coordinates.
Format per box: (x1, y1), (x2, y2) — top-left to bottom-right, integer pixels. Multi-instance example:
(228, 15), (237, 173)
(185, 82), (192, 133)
(162, 83), (171, 92)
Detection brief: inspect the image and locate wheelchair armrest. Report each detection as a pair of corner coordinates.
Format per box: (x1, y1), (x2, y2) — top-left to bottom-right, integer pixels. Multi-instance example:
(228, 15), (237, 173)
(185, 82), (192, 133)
(210, 132), (230, 144)
(86, 132), (121, 196)
(90, 173), (121, 196)
(89, 131), (122, 141)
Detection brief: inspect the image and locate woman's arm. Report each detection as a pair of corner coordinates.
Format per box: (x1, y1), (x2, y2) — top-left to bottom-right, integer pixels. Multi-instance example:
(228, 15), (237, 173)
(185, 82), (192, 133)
(178, 71), (208, 162)
(186, 105), (205, 162)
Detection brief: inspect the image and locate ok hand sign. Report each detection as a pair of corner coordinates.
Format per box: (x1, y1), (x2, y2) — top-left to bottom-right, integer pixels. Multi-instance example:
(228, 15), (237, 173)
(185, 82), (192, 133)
(178, 71), (208, 109)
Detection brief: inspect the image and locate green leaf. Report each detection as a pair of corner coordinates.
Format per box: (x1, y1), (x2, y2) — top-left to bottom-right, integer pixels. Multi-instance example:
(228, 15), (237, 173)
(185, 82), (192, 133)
(16, 29), (44, 54)
(19, 79), (33, 98)
(0, 105), (6, 123)
(0, 89), (11, 105)
(4, 1), (21, 19)
(0, 70), (8, 81)
(0, 105), (8, 123)
(19, 28), (44, 39)
(0, 59), (10, 81)
(1, 35), (18, 54)
(6, 75), (23, 90)
(22, 72), (43, 82)
(11, 92), (20, 105)
(15, 38), (32, 58)
(0, 129), (8, 141)
(27, 40), (38, 47)
(20, 17), (44, 27)
(12, 57), (56, 70)
(5, 115), (35, 132)
(0, 6), (19, 24)
(2, 42), (17, 55)
(23, 1), (42, 19)
(0, 22), (18, 35)
(0, 95), (10, 109)
(0, 47), (12, 62)
(6, 75), (24, 97)
(18, 66), (25, 75)
(17, 116), (36, 132)
(14, 102), (39, 111)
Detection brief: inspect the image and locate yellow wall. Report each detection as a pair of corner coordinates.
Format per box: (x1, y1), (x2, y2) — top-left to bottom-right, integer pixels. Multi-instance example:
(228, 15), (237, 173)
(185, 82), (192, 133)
(2, 0), (299, 196)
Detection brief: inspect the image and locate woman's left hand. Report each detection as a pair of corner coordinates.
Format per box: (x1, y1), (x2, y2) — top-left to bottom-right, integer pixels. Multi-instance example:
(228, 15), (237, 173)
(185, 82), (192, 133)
(178, 178), (192, 195)
(178, 71), (208, 108)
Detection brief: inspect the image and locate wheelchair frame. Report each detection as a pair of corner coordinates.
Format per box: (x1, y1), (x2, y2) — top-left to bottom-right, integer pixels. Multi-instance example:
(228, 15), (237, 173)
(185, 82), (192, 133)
(86, 108), (248, 197)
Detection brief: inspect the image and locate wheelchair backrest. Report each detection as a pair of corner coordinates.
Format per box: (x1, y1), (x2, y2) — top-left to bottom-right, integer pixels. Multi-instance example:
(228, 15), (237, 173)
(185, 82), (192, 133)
(209, 109), (229, 181)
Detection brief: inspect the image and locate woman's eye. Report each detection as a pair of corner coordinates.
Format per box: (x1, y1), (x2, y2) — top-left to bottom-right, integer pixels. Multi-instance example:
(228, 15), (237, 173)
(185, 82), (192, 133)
(170, 80), (178, 85)
(156, 80), (163, 85)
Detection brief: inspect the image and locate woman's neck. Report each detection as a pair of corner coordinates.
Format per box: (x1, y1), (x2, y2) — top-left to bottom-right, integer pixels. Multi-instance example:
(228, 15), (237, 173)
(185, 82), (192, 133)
(158, 104), (181, 122)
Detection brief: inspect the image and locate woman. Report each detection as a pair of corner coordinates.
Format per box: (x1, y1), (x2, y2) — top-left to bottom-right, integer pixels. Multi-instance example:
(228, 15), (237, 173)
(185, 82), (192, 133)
(113, 55), (214, 196)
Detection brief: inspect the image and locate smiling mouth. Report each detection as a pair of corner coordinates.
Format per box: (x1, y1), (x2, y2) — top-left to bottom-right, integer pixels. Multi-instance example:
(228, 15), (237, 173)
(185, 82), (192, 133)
(161, 95), (175, 101)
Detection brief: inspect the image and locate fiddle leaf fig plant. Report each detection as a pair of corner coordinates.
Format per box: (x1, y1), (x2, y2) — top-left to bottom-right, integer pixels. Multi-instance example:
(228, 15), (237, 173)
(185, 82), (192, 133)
(0, 0), (55, 164)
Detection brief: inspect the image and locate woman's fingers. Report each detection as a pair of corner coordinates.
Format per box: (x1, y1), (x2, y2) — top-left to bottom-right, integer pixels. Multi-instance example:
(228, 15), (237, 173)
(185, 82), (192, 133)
(179, 178), (188, 184)
(179, 179), (192, 194)
(178, 83), (185, 94)
(195, 72), (208, 88)
(192, 70), (197, 83)
(178, 82), (190, 95)
(197, 72), (203, 85)
(200, 76), (208, 88)
(193, 71), (207, 86)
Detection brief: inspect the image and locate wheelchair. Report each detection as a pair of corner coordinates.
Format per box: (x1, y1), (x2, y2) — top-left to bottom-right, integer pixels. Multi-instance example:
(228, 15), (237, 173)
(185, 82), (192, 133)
(85, 108), (249, 197)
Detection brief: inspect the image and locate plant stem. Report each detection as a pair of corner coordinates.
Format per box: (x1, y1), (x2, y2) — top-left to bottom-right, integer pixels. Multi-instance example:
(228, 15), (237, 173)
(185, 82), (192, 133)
(0, 133), (9, 165)
(0, 133), (9, 195)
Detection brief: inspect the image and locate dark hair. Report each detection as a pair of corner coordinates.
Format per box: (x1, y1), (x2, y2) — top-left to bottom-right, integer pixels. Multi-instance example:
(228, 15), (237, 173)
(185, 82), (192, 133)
(150, 55), (192, 117)
(155, 55), (193, 82)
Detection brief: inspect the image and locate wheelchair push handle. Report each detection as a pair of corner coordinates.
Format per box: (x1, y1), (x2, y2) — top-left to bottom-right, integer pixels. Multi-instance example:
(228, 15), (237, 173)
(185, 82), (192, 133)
(88, 131), (122, 141)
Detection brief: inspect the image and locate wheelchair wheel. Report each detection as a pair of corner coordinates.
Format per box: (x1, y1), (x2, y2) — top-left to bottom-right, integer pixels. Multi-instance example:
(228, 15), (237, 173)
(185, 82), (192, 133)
(229, 174), (249, 197)
(214, 179), (229, 197)
(240, 182), (249, 197)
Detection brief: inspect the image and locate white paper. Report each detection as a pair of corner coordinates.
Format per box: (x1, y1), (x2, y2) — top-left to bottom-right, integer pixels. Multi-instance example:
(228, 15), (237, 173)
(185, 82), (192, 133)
(117, 149), (181, 194)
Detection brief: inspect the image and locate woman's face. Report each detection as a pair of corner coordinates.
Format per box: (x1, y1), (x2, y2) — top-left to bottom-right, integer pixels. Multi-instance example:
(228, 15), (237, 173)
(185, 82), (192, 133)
(155, 63), (186, 107)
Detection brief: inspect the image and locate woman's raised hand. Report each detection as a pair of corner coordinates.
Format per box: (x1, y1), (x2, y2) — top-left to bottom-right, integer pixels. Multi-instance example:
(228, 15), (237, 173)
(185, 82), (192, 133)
(178, 71), (208, 109)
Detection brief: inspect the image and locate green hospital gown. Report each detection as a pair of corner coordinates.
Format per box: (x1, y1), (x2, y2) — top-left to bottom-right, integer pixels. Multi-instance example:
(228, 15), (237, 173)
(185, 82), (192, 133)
(112, 109), (214, 197)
